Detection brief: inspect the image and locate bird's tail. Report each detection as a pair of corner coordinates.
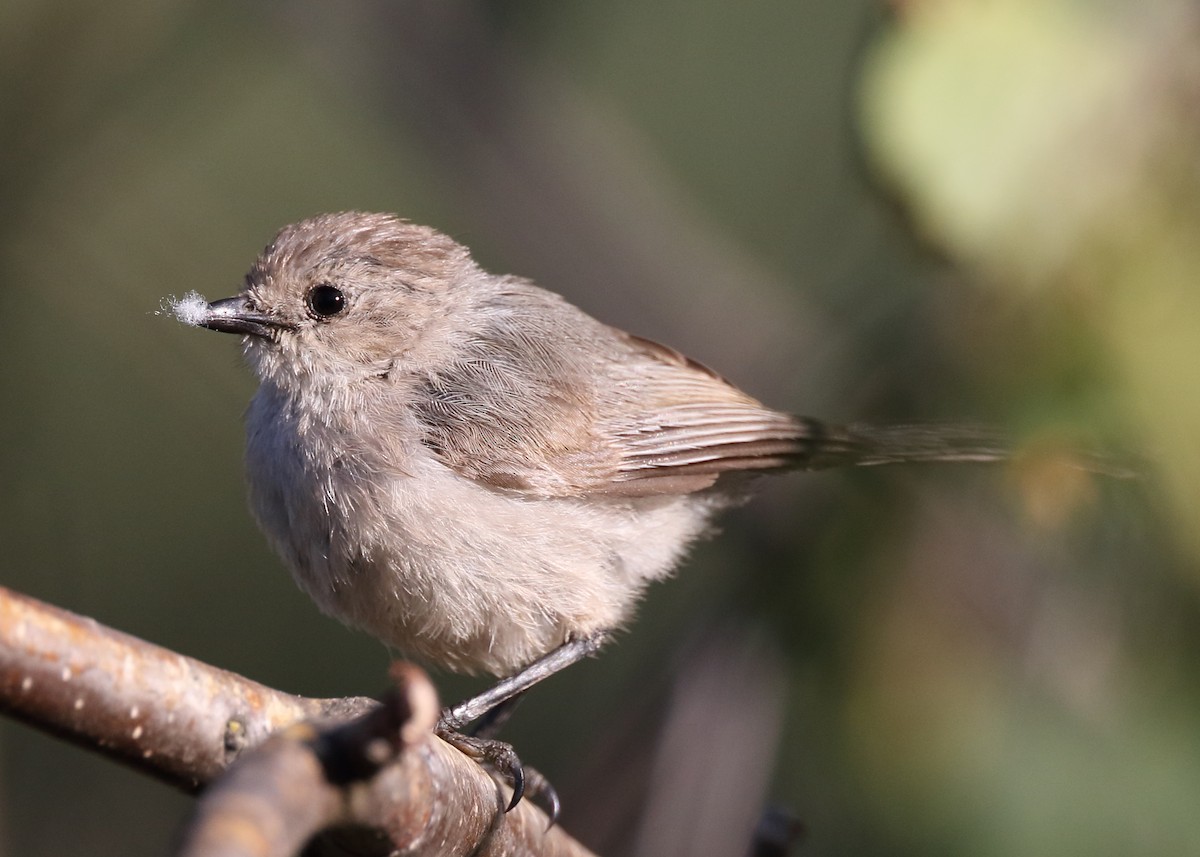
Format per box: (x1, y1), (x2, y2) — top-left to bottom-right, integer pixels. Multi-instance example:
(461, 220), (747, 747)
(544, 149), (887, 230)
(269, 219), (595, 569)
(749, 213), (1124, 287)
(795, 419), (1134, 478)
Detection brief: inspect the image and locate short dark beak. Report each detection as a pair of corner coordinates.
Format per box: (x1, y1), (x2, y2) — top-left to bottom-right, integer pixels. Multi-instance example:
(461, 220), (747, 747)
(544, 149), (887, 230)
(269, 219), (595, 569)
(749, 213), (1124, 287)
(201, 296), (292, 339)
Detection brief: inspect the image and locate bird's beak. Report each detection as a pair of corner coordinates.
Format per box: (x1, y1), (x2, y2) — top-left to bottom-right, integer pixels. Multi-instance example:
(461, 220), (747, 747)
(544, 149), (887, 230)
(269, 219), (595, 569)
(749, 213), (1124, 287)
(200, 296), (292, 339)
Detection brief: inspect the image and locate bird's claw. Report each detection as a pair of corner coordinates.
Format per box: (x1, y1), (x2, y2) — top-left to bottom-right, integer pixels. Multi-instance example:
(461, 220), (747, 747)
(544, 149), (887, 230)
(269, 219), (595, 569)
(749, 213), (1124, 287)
(522, 765), (561, 827)
(435, 724), (560, 824)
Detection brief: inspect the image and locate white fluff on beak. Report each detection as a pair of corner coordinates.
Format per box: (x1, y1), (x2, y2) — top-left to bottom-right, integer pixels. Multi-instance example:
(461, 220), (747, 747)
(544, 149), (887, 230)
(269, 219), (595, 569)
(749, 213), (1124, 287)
(159, 291), (211, 327)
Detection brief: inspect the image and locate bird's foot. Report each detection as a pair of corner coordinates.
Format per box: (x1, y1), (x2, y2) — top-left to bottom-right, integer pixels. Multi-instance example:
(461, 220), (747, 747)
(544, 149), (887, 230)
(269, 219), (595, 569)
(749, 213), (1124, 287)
(434, 723), (561, 824)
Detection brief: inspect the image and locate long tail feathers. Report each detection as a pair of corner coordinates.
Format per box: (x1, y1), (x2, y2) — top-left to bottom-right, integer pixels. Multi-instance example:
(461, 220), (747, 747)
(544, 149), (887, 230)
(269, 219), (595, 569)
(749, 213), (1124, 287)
(796, 419), (1135, 479)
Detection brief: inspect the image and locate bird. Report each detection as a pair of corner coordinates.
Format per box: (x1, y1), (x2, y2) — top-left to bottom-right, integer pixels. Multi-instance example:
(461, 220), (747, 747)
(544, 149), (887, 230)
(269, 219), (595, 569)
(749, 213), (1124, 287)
(168, 211), (1104, 810)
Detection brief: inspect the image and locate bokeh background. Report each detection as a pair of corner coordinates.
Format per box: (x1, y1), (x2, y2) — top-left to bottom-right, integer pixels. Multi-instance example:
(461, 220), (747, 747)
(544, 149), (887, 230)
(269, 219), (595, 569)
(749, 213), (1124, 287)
(3, 1), (1200, 855)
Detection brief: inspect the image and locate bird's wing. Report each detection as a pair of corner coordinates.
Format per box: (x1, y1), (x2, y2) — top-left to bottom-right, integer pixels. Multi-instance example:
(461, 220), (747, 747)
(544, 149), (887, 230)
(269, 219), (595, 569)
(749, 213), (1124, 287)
(591, 333), (859, 495)
(408, 290), (841, 498)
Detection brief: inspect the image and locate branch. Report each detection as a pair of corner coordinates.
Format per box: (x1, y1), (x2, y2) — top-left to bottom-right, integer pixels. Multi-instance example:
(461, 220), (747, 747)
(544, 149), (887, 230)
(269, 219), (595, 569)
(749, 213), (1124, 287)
(0, 586), (599, 856)
(179, 663), (595, 857)
(0, 584), (371, 790)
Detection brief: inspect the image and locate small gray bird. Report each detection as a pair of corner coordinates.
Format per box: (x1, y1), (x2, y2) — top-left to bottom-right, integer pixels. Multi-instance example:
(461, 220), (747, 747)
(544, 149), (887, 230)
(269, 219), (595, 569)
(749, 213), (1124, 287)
(177, 211), (1031, 798)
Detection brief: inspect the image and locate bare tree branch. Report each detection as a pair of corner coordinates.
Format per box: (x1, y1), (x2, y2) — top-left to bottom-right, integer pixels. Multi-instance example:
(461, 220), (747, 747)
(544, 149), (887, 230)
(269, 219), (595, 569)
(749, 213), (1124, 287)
(0, 584), (372, 790)
(0, 586), (600, 856)
(180, 664), (597, 857)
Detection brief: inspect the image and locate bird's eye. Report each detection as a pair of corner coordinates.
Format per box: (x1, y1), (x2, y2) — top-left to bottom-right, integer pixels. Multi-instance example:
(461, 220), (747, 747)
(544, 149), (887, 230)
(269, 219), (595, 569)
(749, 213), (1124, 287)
(306, 284), (347, 319)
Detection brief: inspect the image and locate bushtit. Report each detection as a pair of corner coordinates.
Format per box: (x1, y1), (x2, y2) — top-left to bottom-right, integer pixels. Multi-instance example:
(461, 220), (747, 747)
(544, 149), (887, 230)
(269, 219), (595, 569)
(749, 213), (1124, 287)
(173, 211), (1030, 784)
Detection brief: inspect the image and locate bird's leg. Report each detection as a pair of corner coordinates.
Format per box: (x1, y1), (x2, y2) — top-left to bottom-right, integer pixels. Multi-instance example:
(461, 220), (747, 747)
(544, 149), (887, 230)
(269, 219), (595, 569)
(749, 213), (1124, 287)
(440, 632), (609, 730)
(468, 691), (525, 739)
(436, 632), (608, 818)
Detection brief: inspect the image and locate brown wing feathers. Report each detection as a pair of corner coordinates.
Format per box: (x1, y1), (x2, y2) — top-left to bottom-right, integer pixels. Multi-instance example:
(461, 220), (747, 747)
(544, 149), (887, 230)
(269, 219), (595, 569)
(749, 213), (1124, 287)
(413, 301), (1014, 498)
(612, 406), (856, 478)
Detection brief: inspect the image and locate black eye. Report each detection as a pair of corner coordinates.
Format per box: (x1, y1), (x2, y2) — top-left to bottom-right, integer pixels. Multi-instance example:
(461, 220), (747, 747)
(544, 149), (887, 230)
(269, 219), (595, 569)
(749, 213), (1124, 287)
(306, 284), (347, 318)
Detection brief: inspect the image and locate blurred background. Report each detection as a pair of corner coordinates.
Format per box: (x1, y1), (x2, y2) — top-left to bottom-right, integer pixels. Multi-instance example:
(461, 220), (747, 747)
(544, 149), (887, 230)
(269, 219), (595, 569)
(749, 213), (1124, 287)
(3, 0), (1200, 854)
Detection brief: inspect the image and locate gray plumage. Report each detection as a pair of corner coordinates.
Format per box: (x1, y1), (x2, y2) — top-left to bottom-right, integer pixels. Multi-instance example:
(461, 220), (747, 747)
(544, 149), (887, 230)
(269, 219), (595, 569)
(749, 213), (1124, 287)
(195, 212), (1013, 676)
